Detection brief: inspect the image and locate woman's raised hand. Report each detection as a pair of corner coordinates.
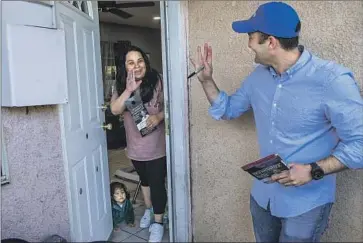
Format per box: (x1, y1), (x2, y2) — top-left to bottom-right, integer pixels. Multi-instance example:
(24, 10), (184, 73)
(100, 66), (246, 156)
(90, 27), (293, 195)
(126, 70), (142, 93)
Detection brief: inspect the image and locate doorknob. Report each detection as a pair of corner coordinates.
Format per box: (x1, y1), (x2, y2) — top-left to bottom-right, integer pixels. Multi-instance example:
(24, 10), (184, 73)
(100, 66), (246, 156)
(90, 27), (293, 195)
(99, 104), (108, 111)
(101, 122), (112, 131)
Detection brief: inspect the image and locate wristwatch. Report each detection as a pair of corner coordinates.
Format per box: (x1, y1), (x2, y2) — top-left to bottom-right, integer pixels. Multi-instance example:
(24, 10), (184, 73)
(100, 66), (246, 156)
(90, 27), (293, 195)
(309, 162), (324, 180)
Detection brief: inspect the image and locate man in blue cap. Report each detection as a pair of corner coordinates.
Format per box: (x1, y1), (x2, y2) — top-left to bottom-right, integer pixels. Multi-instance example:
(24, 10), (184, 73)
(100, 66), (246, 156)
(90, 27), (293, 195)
(190, 1), (363, 242)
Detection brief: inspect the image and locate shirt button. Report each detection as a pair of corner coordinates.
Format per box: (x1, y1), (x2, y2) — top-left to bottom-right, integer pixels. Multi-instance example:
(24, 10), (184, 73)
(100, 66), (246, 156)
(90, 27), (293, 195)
(270, 140), (273, 144)
(272, 121), (275, 125)
(273, 103), (277, 107)
(278, 84), (282, 88)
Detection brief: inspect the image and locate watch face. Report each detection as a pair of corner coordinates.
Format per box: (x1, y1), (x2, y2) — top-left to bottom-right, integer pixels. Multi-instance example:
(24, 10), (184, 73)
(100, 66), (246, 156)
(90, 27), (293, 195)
(313, 169), (324, 180)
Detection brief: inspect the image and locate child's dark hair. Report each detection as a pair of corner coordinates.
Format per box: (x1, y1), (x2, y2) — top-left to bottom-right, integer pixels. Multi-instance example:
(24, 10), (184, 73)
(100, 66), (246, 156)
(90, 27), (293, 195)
(110, 181), (130, 201)
(115, 45), (161, 104)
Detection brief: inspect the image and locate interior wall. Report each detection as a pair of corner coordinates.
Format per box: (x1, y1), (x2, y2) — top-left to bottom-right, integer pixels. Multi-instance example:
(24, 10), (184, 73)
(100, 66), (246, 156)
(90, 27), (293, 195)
(99, 22), (163, 73)
(188, 1), (363, 242)
(1, 107), (70, 242)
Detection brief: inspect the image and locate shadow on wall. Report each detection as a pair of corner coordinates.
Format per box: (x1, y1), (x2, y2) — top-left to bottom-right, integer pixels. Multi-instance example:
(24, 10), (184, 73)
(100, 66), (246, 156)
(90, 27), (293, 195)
(322, 169), (363, 241)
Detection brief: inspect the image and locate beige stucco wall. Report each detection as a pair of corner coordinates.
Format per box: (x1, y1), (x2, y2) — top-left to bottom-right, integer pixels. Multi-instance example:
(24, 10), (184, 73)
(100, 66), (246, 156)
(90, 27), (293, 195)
(1, 107), (70, 242)
(188, 1), (363, 242)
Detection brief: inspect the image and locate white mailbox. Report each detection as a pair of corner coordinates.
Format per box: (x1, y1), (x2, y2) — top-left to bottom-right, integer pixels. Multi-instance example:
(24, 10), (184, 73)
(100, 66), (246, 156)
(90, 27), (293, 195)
(2, 24), (68, 107)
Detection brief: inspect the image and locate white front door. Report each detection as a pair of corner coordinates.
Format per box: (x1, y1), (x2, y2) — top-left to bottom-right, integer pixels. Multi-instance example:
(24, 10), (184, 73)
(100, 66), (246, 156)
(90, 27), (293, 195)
(55, 1), (112, 241)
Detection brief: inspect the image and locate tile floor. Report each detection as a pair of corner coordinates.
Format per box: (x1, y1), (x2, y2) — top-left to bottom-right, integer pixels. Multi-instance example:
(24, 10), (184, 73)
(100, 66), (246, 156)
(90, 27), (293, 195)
(109, 206), (169, 242)
(107, 148), (170, 242)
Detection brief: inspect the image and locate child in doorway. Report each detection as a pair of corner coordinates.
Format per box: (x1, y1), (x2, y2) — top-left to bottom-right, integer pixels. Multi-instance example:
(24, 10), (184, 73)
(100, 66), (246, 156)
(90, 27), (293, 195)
(110, 181), (135, 231)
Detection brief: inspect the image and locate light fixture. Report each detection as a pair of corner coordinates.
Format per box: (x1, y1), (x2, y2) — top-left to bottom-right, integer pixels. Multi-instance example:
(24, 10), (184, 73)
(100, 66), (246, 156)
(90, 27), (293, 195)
(153, 16), (161, 20)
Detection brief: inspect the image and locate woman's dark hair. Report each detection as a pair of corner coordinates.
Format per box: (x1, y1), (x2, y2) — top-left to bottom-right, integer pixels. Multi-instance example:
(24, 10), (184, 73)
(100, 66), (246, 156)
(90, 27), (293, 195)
(115, 45), (160, 104)
(110, 181), (130, 201)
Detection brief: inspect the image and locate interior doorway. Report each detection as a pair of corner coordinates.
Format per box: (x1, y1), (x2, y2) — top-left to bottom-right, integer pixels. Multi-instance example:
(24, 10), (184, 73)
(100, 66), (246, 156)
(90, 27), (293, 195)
(56, 1), (190, 242)
(97, 1), (169, 242)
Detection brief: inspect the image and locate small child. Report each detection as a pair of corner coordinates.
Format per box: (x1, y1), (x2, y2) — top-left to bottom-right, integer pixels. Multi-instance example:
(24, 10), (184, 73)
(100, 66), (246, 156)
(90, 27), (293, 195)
(110, 181), (135, 231)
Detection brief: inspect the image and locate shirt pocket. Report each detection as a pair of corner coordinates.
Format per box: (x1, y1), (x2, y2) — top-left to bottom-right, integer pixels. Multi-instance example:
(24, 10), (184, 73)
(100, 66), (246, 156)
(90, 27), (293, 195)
(280, 96), (326, 135)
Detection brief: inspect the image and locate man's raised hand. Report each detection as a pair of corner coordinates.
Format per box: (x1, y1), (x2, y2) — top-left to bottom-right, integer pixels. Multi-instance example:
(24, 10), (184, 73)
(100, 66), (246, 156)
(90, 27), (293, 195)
(190, 43), (213, 82)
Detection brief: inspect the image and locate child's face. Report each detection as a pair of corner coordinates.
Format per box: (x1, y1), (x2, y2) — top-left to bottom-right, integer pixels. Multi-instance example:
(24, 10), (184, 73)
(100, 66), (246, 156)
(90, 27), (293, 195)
(113, 188), (126, 203)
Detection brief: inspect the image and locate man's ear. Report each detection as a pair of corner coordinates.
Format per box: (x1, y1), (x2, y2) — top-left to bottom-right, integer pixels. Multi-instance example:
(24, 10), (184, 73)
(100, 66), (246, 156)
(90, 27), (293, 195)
(268, 36), (279, 50)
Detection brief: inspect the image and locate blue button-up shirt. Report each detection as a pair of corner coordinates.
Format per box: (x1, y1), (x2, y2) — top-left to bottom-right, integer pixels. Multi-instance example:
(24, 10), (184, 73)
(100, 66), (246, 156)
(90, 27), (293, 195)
(209, 46), (363, 217)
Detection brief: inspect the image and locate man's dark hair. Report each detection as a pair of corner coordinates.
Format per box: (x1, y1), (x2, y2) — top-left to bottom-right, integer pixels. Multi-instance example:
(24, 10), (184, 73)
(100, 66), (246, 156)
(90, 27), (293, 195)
(258, 21), (301, 51)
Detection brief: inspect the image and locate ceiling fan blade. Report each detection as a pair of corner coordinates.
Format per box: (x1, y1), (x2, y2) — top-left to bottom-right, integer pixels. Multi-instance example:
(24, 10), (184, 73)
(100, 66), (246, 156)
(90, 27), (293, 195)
(98, 1), (117, 8)
(99, 1), (155, 9)
(114, 2), (155, 8)
(109, 8), (133, 19)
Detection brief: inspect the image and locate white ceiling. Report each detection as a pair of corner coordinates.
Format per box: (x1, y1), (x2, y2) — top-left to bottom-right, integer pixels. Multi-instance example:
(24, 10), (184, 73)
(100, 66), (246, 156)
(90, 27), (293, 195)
(98, 1), (161, 29)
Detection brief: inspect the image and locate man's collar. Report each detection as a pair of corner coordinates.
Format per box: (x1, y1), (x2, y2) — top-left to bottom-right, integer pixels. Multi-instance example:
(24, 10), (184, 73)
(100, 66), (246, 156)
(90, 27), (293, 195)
(268, 45), (312, 78)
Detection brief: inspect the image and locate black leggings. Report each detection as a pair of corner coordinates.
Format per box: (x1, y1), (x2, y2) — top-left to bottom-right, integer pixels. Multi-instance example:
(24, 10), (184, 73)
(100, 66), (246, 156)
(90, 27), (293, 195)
(131, 156), (167, 214)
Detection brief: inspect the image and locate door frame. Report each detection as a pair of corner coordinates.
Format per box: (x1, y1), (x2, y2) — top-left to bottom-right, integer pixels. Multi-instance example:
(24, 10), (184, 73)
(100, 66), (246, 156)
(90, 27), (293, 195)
(57, 0), (193, 241)
(160, 1), (192, 242)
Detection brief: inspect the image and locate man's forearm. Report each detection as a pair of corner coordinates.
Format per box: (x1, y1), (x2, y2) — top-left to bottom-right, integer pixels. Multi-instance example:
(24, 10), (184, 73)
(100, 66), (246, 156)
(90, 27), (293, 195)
(316, 155), (348, 175)
(201, 79), (220, 105)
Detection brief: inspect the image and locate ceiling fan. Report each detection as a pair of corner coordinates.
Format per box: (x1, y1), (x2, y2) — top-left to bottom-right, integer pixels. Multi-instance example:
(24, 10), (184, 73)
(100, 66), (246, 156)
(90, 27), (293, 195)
(98, 1), (155, 19)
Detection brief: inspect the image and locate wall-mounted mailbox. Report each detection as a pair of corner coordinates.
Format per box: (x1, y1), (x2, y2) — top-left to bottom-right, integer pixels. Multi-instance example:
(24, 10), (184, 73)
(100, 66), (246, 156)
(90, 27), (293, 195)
(2, 24), (68, 107)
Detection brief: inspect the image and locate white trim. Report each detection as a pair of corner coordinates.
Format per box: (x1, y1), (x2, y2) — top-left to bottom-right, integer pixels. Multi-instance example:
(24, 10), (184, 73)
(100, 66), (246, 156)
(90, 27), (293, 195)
(53, 1), (84, 240)
(58, 104), (76, 240)
(1, 126), (10, 185)
(161, 1), (192, 242)
(31, 1), (55, 7)
(60, 1), (94, 21)
(159, 2), (173, 241)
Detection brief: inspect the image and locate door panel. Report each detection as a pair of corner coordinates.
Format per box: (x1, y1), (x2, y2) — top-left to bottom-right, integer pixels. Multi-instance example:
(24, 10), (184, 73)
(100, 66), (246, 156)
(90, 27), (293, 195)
(59, 15), (83, 132)
(73, 159), (92, 240)
(92, 145), (107, 220)
(83, 29), (99, 123)
(56, 2), (112, 241)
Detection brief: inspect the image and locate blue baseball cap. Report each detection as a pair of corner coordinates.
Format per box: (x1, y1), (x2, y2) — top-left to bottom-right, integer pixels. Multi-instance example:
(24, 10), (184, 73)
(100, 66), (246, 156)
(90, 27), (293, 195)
(232, 2), (301, 38)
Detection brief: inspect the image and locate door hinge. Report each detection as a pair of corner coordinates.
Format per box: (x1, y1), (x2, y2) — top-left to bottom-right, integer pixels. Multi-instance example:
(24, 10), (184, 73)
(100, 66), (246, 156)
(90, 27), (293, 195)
(164, 102), (170, 136)
(165, 117), (170, 136)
